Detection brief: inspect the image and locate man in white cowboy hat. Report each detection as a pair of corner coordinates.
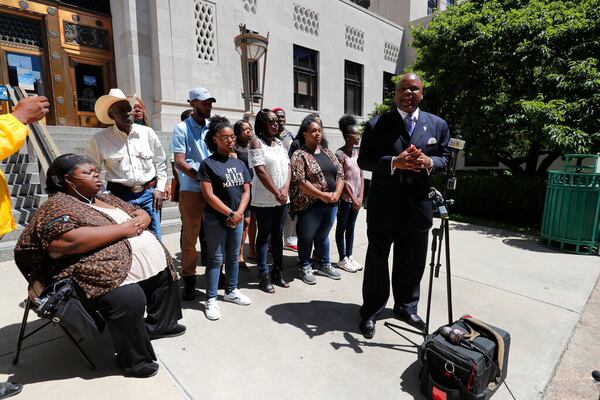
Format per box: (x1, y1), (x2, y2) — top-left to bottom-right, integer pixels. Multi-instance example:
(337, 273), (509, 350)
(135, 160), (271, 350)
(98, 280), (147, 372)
(86, 88), (168, 238)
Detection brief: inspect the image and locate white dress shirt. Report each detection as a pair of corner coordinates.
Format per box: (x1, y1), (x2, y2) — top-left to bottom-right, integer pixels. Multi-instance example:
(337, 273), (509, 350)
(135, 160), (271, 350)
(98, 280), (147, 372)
(86, 123), (168, 192)
(398, 107), (420, 134)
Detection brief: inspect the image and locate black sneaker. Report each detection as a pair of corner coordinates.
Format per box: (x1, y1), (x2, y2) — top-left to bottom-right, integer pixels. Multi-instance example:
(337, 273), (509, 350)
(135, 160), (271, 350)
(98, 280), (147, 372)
(124, 362), (159, 378)
(149, 324), (187, 340)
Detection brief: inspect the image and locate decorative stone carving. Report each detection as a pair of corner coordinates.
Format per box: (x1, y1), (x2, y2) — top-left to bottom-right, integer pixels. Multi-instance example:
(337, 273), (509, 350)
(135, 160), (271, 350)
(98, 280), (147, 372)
(193, 0), (216, 62)
(242, 0), (257, 14)
(345, 26), (364, 51)
(293, 4), (319, 36)
(384, 41), (400, 63)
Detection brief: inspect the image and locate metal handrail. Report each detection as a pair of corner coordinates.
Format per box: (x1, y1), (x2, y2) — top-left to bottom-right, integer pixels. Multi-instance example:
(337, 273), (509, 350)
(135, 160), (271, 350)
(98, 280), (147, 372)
(7, 85), (62, 192)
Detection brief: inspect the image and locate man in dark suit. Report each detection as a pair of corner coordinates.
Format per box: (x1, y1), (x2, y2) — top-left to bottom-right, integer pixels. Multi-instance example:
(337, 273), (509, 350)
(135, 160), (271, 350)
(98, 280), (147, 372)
(357, 73), (450, 338)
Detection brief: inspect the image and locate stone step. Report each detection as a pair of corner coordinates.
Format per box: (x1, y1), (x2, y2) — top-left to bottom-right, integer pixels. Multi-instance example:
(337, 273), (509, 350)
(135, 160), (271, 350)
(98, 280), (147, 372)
(161, 205), (180, 221)
(1, 162), (39, 174)
(8, 183), (42, 197)
(0, 239), (17, 263)
(1, 223), (25, 242)
(11, 193), (47, 210)
(7, 172), (40, 186)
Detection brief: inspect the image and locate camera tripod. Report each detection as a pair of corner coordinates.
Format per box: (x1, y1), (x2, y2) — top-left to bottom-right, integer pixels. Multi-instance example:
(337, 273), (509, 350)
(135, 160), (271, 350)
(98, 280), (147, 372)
(423, 192), (455, 337)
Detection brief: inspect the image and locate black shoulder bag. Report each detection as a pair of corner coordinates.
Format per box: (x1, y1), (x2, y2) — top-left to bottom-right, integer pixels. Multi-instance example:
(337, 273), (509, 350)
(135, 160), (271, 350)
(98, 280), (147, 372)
(35, 278), (105, 341)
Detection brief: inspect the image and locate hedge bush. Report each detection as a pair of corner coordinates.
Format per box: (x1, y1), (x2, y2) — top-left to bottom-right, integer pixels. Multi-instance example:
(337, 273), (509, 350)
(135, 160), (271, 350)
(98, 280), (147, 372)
(430, 171), (547, 227)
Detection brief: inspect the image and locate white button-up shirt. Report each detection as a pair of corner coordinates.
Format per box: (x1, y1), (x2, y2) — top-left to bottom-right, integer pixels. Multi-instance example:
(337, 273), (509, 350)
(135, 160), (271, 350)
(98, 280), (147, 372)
(86, 123), (168, 192)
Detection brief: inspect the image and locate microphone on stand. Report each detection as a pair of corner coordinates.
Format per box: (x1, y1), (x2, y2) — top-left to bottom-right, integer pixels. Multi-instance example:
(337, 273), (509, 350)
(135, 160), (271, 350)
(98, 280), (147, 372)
(440, 326), (471, 347)
(447, 136), (465, 190)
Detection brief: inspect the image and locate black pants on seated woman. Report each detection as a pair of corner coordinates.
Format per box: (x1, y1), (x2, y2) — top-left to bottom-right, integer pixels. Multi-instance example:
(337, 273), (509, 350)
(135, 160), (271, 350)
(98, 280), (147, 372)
(15, 154), (185, 377)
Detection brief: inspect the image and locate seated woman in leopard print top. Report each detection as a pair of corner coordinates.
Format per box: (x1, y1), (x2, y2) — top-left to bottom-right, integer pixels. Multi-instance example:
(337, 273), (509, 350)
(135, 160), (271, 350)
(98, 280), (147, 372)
(15, 154), (185, 378)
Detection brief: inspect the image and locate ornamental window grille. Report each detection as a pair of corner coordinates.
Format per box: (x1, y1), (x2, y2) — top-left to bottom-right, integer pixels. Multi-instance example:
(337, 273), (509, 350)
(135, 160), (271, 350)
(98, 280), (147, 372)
(345, 26), (364, 52)
(384, 41), (399, 63)
(242, 0), (257, 14)
(293, 4), (319, 36)
(194, 0), (216, 62)
(0, 13), (42, 47)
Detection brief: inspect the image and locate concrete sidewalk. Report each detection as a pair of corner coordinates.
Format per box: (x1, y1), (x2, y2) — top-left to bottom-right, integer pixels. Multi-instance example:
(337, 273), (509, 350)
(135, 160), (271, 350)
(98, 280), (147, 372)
(0, 214), (598, 400)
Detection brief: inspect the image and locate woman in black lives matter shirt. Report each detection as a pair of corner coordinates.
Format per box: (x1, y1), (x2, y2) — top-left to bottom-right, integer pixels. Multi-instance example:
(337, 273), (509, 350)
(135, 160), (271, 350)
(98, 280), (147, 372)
(198, 116), (252, 321)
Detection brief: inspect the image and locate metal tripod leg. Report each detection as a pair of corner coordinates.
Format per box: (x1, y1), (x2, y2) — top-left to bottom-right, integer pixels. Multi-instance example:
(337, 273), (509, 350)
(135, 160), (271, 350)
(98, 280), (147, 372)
(423, 217), (455, 336)
(444, 218), (454, 324)
(13, 298), (31, 365)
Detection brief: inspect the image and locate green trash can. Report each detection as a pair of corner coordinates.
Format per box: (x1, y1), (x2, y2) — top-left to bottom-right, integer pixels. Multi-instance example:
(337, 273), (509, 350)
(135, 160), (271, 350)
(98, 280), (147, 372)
(540, 154), (600, 255)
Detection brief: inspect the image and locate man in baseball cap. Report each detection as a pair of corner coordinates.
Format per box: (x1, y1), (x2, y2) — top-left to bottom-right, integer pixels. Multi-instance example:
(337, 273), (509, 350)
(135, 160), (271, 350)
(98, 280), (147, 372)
(171, 87), (216, 300)
(188, 87), (216, 103)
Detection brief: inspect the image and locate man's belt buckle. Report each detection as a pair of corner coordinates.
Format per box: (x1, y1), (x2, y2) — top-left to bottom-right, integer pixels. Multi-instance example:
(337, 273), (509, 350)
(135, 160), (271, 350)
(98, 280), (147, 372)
(131, 184), (144, 193)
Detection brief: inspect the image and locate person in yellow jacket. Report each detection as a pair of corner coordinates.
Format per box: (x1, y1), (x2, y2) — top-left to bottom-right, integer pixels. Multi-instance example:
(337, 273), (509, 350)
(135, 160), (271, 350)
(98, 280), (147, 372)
(0, 94), (49, 399)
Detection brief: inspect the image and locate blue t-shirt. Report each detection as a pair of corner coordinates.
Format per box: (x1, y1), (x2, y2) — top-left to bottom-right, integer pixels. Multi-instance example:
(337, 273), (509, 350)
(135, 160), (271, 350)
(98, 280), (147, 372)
(198, 154), (251, 221)
(171, 116), (212, 192)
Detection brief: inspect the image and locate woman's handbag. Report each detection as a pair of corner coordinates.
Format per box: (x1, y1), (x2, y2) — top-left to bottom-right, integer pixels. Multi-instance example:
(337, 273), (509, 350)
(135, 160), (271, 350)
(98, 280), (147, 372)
(35, 278), (105, 341)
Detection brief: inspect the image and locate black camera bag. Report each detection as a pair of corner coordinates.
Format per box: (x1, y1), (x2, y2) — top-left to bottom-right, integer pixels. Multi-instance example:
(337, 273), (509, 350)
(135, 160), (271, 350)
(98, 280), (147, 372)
(36, 278), (105, 340)
(418, 316), (510, 400)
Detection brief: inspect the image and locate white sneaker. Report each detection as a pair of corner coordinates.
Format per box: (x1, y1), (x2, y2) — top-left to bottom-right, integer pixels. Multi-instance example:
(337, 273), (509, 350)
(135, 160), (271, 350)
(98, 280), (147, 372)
(337, 257), (358, 273)
(223, 289), (252, 306)
(349, 256), (364, 271)
(205, 298), (221, 320)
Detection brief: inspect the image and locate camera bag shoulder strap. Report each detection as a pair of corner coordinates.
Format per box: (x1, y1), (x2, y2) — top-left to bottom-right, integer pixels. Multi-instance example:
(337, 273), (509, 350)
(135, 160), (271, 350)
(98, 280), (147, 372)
(461, 316), (506, 384)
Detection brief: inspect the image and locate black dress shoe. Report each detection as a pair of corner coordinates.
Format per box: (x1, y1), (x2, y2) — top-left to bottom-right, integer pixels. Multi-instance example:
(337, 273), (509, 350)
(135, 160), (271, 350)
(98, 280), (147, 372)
(394, 309), (426, 331)
(271, 265), (289, 288)
(182, 276), (196, 301)
(359, 319), (376, 339)
(124, 362), (159, 378)
(259, 274), (275, 293)
(149, 324), (186, 340)
(0, 381), (23, 398)
(592, 370), (600, 382)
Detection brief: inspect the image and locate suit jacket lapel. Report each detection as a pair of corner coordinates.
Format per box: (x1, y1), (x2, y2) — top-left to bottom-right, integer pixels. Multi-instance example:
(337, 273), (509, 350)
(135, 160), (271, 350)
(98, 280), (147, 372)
(392, 110), (411, 145)
(410, 112), (428, 147)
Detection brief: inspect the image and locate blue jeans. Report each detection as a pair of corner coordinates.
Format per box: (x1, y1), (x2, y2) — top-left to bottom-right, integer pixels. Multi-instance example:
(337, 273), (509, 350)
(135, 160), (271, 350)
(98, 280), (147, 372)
(253, 204), (288, 276)
(335, 201), (359, 259)
(296, 203), (337, 270)
(203, 212), (243, 299)
(117, 188), (161, 239)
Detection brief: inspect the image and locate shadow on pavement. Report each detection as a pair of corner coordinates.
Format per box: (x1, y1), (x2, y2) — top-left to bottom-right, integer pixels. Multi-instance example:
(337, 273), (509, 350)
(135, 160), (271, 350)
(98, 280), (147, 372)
(450, 222), (533, 239)
(266, 300), (361, 338)
(502, 238), (570, 254)
(400, 360), (427, 400)
(266, 300), (420, 356)
(0, 321), (121, 385)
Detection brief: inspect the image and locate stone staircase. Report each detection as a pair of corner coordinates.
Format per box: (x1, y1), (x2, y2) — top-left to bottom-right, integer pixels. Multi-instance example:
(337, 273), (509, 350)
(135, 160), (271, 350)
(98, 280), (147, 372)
(0, 126), (181, 262)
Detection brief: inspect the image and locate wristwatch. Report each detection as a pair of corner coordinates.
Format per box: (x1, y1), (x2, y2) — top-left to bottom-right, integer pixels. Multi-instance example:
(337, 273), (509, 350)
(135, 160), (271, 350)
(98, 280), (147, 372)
(227, 211), (235, 218)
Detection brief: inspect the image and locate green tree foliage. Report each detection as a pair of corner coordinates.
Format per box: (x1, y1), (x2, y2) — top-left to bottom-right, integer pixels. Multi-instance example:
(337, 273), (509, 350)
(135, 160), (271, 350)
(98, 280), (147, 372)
(398, 0), (600, 175)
